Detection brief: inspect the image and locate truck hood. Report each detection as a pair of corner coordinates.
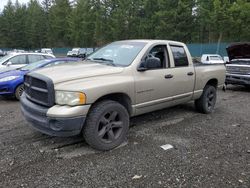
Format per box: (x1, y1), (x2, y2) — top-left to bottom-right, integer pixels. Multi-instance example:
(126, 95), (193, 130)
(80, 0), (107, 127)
(227, 43), (250, 60)
(33, 61), (125, 84)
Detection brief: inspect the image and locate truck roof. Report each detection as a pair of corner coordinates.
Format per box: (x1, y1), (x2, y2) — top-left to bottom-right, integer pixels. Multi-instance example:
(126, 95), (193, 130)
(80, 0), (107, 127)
(116, 39), (186, 46)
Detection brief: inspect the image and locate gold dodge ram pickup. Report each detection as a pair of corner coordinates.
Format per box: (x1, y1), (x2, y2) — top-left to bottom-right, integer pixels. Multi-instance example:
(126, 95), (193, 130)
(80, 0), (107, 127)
(21, 40), (226, 150)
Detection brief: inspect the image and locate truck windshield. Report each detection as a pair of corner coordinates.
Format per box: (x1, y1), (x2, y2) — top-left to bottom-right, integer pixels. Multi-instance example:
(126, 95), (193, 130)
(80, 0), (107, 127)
(87, 41), (147, 67)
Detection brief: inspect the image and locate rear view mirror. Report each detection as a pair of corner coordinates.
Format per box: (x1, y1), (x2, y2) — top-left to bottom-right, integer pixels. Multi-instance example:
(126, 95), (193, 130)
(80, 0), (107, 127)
(145, 57), (161, 69)
(138, 56), (161, 72)
(6, 61), (12, 66)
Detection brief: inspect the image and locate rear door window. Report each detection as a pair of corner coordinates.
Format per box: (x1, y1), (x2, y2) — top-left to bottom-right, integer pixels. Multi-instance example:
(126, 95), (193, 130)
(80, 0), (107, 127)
(28, 55), (44, 64)
(170, 45), (189, 67)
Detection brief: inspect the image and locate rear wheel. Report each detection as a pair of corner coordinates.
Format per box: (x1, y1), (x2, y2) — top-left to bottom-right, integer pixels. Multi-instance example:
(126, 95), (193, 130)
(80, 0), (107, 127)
(195, 85), (217, 114)
(83, 100), (129, 151)
(15, 84), (24, 100)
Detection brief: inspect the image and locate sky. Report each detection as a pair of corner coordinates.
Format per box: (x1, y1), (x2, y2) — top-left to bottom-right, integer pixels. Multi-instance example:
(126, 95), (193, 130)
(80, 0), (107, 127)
(0, 0), (42, 11)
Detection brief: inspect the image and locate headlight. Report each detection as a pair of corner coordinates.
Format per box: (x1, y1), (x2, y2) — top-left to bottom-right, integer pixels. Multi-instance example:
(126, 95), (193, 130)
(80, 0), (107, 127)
(55, 91), (86, 106)
(0, 76), (19, 82)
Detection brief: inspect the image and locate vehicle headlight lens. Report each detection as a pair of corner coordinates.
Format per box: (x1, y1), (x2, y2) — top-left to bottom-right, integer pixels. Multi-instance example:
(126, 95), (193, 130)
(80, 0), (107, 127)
(55, 91), (86, 106)
(0, 76), (19, 82)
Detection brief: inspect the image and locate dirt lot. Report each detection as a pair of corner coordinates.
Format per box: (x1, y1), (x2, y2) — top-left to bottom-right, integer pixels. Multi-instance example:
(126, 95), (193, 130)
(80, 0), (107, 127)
(0, 86), (249, 188)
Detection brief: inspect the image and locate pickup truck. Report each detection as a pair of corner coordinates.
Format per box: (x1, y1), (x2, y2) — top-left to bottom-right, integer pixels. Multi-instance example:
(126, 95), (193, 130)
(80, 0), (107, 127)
(20, 40), (226, 151)
(225, 43), (250, 88)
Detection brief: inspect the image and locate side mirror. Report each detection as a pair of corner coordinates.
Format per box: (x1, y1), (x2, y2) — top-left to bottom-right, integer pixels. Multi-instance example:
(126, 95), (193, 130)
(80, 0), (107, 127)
(6, 61), (12, 66)
(138, 56), (161, 72)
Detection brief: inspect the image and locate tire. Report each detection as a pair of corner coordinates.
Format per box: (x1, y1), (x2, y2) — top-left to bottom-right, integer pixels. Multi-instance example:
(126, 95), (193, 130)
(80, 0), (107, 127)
(83, 100), (129, 151)
(195, 85), (217, 114)
(15, 84), (24, 100)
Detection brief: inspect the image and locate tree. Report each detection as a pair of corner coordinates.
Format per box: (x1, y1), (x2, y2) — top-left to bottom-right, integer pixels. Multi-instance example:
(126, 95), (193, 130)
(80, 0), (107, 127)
(47, 0), (72, 46)
(0, 0), (249, 49)
(25, 0), (47, 48)
(68, 0), (95, 46)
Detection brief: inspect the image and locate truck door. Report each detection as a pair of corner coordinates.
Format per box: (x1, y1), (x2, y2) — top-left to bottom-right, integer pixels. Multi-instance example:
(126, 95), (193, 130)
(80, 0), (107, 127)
(167, 45), (195, 100)
(134, 44), (177, 114)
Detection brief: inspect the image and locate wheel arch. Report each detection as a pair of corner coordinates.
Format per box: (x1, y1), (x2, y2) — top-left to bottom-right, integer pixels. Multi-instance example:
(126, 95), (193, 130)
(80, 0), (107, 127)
(93, 93), (133, 116)
(205, 78), (218, 88)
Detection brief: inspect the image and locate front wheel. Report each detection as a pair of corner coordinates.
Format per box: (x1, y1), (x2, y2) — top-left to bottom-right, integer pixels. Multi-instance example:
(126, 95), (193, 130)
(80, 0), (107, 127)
(195, 85), (217, 114)
(83, 100), (129, 151)
(15, 84), (24, 100)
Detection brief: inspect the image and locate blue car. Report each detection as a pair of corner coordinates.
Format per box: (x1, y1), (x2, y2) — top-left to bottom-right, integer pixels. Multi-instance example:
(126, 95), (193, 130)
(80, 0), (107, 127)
(0, 58), (80, 100)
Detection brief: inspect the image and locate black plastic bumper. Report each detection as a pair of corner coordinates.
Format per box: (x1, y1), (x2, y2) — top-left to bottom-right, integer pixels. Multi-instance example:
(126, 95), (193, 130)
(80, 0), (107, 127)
(226, 74), (250, 86)
(20, 94), (85, 137)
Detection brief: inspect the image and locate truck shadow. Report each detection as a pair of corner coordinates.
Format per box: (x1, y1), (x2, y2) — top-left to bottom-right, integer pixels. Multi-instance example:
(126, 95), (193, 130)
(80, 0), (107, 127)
(29, 103), (196, 156)
(226, 85), (250, 92)
(0, 96), (17, 102)
(130, 103), (196, 128)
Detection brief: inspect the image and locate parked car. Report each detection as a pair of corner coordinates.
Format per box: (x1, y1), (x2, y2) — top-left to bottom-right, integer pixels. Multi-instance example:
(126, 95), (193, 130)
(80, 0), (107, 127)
(67, 48), (95, 58)
(86, 48), (95, 56)
(71, 48), (80, 57)
(67, 50), (73, 57)
(20, 40), (226, 151)
(201, 54), (224, 64)
(78, 48), (87, 58)
(12, 49), (26, 53)
(0, 52), (55, 72)
(223, 56), (229, 63)
(41, 48), (53, 55)
(225, 42), (250, 88)
(0, 58), (80, 100)
(0, 49), (5, 57)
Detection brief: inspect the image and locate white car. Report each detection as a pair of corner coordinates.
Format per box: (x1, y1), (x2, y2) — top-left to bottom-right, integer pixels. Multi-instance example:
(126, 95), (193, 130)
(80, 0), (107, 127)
(71, 48), (80, 57)
(223, 56), (229, 63)
(41, 48), (54, 55)
(0, 52), (55, 72)
(67, 50), (73, 57)
(201, 54), (224, 64)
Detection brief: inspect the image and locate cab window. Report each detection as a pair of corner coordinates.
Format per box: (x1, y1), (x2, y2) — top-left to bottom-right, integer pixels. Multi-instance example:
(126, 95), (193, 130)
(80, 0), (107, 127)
(170, 45), (188, 67)
(142, 45), (169, 70)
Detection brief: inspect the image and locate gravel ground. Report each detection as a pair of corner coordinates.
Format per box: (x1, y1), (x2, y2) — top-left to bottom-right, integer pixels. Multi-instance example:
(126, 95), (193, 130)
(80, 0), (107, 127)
(0, 86), (249, 188)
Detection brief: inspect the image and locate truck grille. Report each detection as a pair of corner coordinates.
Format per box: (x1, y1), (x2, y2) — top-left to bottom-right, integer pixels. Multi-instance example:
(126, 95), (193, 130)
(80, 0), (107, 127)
(24, 73), (55, 107)
(226, 66), (250, 75)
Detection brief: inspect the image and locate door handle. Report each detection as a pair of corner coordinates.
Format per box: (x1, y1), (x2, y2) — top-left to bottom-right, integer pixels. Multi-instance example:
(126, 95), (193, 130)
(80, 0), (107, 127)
(187, 72), (194, 76)
(165, 74), (173, 79)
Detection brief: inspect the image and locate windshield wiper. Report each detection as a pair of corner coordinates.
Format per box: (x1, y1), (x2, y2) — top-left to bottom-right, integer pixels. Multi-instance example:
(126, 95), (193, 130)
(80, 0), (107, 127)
(93, 58), (113, 62)
(92, 58), (117, 66)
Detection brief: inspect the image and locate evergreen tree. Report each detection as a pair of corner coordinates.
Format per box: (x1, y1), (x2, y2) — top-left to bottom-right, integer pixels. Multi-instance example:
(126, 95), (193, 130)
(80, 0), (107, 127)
(47, 0), (72, 46)
(0, 0), (249, 48)
(25, 0), (47, 48)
